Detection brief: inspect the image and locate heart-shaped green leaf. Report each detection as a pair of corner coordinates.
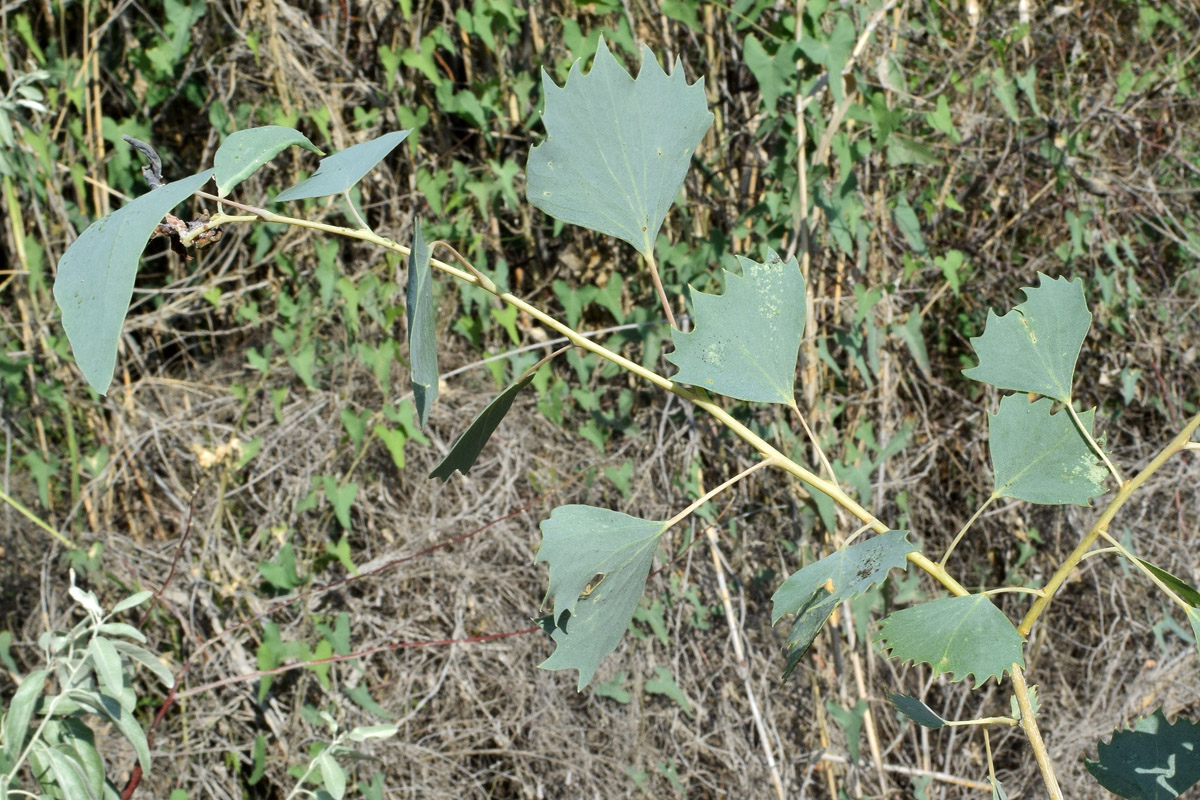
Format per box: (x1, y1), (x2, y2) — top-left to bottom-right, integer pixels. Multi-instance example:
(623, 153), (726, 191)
(54, 170), (214, 395)
(989, 394), (1106, 505)
(274, 129), (410, 202)
(963, 274), (1091, 402)
(526, 36), (713, 257)
(1085, 710), (1200, 800)
(667, 249), (807, 405)
(771, 530), (914, 679)
(406, 221), (437, 426)
(876, 594), (1024, 686)
(536, 505), (668, 690)
(214, 125), (322, 197)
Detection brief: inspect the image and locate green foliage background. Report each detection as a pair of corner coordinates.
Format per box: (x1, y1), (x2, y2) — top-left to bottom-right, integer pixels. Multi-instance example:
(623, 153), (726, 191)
(2, 0), (1199, 796)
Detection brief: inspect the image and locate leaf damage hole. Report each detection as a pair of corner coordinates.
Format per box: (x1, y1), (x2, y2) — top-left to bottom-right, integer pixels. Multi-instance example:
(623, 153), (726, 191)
(580, 573), (606, 599)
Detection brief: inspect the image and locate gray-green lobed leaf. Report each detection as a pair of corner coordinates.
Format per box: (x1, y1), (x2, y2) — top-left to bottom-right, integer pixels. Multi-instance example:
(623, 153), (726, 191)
(771, 530), (914, 679)
(667, 249), (807, 405)
(406, 221), (437, 426)
(274, 129), (410, 202)
(989, 394), (1106, 505)
(876, 594), (1024, 686)
(214, 125), (322, 197)
(526, 36), (713, 257)
(429, 371), (535, 480)
(53, 170), (214, 395)
(536, 505), (668, 690)
(963, 273), (1091, 401)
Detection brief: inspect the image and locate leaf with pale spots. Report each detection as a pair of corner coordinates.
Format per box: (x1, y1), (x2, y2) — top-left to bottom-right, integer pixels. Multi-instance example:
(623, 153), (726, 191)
(964, 273), (1091, 402)
(989, 394), (1107, 505)
(771, 531), (914, 679)
(667, 249), (806, 405)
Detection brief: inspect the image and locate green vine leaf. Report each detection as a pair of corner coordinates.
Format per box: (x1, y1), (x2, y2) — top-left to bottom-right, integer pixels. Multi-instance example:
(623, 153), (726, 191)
(526, 36), (713, 257)
(876, 595), (1024, 686)
(989, 395), (1106, 505)
(667, 249), (807, 405)
(887, 693), (946, 729)
(274, 129), (410, 202)
(429, 371), (535, 480)
(771, 530), (914, 679)
(406, 221), (437, 427)
(535, 505), (668, 690)
(53, 169), (214, 395)
(214, 125), (322, 197)
(1085, 709), (1200, 800)
(963, 273), (1091, 402)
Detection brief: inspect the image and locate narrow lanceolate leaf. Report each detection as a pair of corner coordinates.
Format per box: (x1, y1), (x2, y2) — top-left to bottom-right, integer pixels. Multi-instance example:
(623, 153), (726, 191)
(406, 222), (437, 426)
(1134, 559), (1200, 677)
(34, 744), (98, 800)
(88, 637), (125, 698)
(274, 129), (410, 202)
(536, 505), (668, 690)
(1136, 559), (1200, 607)
(429, 371), (535, 480)
(1085, 709), (1200, 800)
(526, 36), (713, 257)
(989, 395), (1106, 505)
(963, 273), (1091, 401)
(3, 668), (48, 763)
(667, 250), (807, 405)
(771, 531), (914, 679)
(95, 692), (151, 772)
(887, 693), (946, 729)
(876, 595), (1024, 686)
(214, 125), (322, 197)
(53, 170), (214, 395)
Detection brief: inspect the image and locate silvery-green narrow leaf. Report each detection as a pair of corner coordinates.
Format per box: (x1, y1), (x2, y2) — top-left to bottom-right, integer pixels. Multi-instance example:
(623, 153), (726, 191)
(53, 170), (214, 395)
(316, 751), (347, 800)
(56, 717), (107, 798)
(93, 693), (151, 772)
(109, 640), (174, 688)
(526, 36), (713, 257)
(37, 743), (100, 800)
(406, 222), (437, 427)
(214, 125), (322, 197)
(88, 637), (125, 698)
(109, 590), (154, 615)
(3, 668), (48, 763)
(347, 724), (399, 742)
(97, 622), (146, 643)
(274, 130), (410, 202)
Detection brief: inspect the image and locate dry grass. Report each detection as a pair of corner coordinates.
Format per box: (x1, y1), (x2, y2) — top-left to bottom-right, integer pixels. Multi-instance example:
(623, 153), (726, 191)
(2, 0), (1200, 798)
